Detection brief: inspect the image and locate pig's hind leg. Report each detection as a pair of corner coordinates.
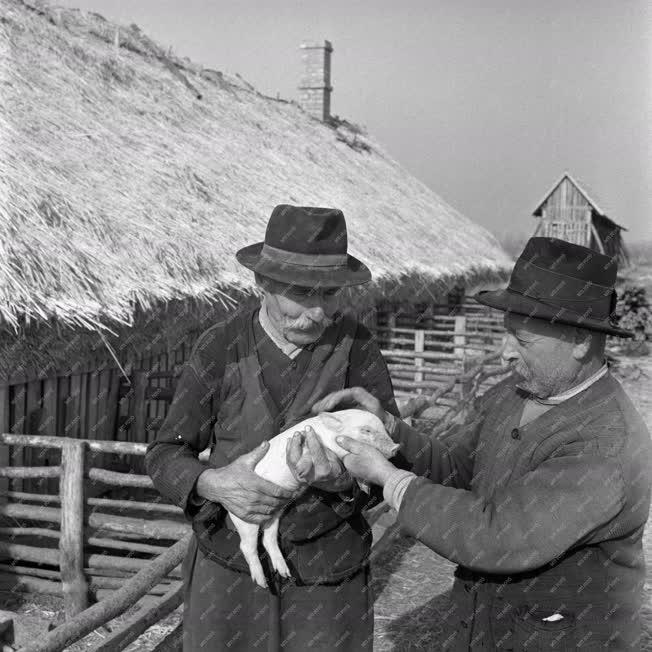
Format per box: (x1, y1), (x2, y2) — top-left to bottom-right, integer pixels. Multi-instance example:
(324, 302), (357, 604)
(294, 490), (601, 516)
(262, 516), (291, 579)
(228, 513), (268, 588)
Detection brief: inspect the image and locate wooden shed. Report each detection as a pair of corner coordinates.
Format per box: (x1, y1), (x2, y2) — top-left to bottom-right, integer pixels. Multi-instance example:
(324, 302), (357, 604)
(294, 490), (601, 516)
(532, 173), (629, 265)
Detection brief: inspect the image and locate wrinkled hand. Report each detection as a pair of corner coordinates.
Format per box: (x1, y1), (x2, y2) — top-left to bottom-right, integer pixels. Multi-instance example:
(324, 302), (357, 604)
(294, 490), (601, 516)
(196, 441), (295, 525)
(286, 426), (353, 492)
(311, 387), (386, 425)
(336, 435), (397, 487)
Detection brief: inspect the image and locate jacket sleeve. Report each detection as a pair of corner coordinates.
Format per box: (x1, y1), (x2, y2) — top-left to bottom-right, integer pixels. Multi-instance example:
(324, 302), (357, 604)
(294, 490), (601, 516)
(396, 447), (627, 574)
(390, 413), (485, 488)
(144, 333), (221, 521)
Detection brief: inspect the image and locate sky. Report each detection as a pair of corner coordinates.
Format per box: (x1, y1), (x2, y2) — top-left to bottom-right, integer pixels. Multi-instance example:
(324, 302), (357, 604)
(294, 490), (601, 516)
(57, 0), (652, 243)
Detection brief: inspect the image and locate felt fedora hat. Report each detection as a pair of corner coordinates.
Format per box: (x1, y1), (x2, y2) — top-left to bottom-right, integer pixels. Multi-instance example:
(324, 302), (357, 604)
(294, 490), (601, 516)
(236, 204), (371, 288)
(475, 237), (633, 338)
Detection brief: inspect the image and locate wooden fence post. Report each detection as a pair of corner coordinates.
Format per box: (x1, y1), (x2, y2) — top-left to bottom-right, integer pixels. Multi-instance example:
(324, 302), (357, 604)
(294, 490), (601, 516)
(0, 385), (9, 501)
(11, 385), (26, 494)
(414, 330), (425, 394)
(60, 440), (88, 618)
(454, 315), (468, 400)
(41, 377), (58, 496)
(132, 371), (149, 445)
(453, 316), (467, 364)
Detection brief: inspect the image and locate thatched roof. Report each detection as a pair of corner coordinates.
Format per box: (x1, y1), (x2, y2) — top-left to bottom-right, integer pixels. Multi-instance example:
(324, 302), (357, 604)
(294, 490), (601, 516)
(1, 0), (510, 339)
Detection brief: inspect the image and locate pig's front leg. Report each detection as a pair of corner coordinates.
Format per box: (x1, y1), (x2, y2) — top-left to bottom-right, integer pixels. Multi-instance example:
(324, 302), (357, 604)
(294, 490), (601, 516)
(262, 516), (291, 579)
(228, 514), (268, 588)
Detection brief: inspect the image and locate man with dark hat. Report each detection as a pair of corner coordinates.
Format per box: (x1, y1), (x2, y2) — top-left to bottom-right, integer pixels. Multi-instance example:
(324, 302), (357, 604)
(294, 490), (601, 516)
(145, 205), (399, 651)
(316, 237), (652, 650)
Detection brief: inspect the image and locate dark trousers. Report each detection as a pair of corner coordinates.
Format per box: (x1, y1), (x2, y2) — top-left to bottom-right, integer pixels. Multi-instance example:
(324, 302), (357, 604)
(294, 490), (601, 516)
(182, 536), (374, 651)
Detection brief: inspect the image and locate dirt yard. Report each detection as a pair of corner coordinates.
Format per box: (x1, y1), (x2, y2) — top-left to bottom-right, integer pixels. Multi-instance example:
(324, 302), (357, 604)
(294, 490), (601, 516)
(2, 355), (651, 650)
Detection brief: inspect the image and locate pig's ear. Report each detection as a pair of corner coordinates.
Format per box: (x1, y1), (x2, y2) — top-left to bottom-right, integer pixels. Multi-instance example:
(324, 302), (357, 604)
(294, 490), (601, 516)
(318, 412), (345, 432)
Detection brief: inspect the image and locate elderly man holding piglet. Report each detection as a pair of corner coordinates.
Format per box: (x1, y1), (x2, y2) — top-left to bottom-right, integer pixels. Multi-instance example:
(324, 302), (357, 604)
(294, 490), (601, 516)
(145, 205), (400, 651)
(319, 237), (652, 651)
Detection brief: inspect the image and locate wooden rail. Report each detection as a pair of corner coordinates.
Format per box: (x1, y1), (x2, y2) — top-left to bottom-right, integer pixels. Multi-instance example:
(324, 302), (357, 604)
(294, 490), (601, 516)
(0, 434), (203, 622)
(18, 535), (191, 652)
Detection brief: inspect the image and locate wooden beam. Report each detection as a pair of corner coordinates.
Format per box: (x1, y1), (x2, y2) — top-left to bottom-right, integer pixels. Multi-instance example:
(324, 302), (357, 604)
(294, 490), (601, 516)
(86, 537), (168, 556)
(0, 502), (189, 539)
(89, 583), (183, 652)
(151, 622), (183, 652)
(0, 433), (147, 455)
(87, 468), (153, 488)
(10, 385), (27, 493)
(19, 533), (191, 652)
(0, 385), (9, 501)
(0, 572), (62, 596)
(413, 330), (425, 394)
(59, 440), (89, 617)
(453, 316), (467, 361)
(0, 435), (215, 464)
(590, 222), (606, 254)
(0, 466), (61, 478)
(0, 541), (183, 578)
(132, 371), (149, 444)
(0, 490), (182, 515)
(41, 376), (59, 496)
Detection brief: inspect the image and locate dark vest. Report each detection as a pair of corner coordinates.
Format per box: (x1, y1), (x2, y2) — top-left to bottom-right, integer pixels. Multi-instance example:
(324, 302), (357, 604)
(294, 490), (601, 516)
(193, 309), (373, 584)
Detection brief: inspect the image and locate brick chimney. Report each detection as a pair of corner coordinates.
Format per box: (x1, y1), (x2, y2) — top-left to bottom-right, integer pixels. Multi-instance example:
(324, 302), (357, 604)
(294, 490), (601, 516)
(299, 40), (333, 122)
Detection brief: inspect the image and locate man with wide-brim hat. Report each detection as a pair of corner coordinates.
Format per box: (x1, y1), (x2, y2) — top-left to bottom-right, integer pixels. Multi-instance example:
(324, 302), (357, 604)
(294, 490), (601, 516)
(314, 237), (652, 650)
(146, 205), (400, 651)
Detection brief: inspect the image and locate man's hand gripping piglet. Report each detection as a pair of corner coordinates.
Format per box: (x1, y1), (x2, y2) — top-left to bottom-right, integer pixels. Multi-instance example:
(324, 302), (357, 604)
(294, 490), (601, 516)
(208, 409), (398, 588)
(311, 388), (402, 488)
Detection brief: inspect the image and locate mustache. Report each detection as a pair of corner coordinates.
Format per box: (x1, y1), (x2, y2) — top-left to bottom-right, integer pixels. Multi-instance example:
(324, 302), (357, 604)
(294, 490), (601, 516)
(283, 309), (333, 332)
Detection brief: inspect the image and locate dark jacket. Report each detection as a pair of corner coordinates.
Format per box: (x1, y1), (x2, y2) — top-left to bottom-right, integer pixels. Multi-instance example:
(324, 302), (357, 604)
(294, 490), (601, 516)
(393, 371), (652, 650)
(145, 306), (398, 584)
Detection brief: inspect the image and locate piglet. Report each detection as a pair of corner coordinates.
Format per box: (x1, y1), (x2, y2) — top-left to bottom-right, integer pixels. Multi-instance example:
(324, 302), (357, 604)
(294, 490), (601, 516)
(228, 409), (399, 588)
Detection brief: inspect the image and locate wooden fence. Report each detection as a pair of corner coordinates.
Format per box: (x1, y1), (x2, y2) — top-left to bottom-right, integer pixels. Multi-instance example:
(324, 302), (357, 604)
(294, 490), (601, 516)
(0, 434), (205, 651)
(376, 302), (504, 397)
(0, 304), (505, 491)
(0, 435), (398, 651)
(0, 349), (511, 650)
(0, 435), (199, 609)
(375, 309), (504, 396)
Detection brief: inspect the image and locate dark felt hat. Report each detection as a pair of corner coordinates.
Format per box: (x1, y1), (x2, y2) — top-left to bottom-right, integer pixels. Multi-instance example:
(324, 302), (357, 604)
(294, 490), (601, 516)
(236, 204), (371, 288)
(475, 237), (633, 338)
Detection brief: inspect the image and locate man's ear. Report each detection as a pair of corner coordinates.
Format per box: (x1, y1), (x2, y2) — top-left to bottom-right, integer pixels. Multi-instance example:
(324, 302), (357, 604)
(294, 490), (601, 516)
(572, 328), (593, 361)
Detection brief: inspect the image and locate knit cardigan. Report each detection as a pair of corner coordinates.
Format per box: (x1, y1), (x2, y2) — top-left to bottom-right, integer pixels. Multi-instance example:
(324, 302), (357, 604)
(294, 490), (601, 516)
(392, 372), (652, 650)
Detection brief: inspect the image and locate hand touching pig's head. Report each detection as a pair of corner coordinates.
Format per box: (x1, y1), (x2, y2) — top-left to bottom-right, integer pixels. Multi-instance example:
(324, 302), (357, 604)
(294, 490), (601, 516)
(311, 409), (399, 459)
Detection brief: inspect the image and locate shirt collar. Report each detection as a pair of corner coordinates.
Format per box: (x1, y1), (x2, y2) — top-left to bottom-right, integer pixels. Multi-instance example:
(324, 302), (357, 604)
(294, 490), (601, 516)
(533, 362), (609, 405)
(258, 297), (302, 360)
